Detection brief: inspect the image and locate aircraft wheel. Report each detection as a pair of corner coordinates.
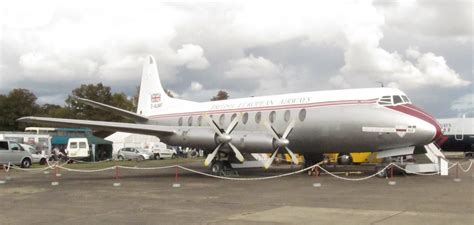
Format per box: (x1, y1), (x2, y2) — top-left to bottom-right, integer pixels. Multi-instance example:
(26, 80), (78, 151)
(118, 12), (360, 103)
(211, 161), (224, 176)
(338, 153), (353, 165)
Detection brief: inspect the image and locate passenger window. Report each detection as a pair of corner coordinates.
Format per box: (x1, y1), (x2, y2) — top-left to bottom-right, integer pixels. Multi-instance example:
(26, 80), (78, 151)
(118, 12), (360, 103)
(178, 117), (183, 126)
(269, 111), (276, 123)
(299, 109), (306, 122)
(79, 142), (86, 148)
(393, 95), (403, 104)
(70, 142), (78, 149)
(284, 110), (291, 122)
(255, 112), (262, 124)
(197, 116), (202, 126)
(378, 96), (392, 105)
(242, 113), (249, 124)
(188, 117), (193, 126)
(231, 113), (237, 122)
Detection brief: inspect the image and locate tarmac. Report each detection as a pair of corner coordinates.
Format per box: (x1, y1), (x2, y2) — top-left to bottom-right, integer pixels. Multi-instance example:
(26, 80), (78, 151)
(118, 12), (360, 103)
(0, 159), (473, 225)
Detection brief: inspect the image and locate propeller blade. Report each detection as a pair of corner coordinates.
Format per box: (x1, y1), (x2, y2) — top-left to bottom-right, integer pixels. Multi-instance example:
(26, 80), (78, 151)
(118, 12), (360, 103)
(264, 148), (279, 169)
(204, 114), (224, 136)
(228, 142), (244, 162)
(226, 113), (241, 134)
(262, 119), (281, 140)
(204, 143), (222, 166)
(284, 146), (299, 165)
(282, 120), (295, 139)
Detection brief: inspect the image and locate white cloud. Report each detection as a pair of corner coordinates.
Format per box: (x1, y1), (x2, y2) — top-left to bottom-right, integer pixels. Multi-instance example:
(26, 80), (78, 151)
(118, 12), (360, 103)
(225, 55), (282, 79)
(329, 75), (351, 89)
(378, 0), (472, 41)
(451, 94), (474, 112)
(176, 44), (209, 70)
(190, 81), (203, 91)
(340, 44), (470, 89)
(19, 52), (99, 82)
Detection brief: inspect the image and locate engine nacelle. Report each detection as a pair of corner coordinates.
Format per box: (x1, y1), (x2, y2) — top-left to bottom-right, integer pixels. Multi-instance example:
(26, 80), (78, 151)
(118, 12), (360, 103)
(228, 132), (275, 153)
(161, 128), (276, 153)
(161, 127), (217, 150)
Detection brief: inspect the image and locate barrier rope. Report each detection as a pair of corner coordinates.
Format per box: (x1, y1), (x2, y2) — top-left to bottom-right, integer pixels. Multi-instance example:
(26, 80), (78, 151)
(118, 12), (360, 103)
(5, 159), (473, 182)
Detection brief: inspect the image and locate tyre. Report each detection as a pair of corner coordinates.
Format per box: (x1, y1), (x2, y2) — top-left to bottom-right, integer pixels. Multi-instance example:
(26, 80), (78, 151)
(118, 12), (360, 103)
(338, 153), (353, 165)
(171, 154), (176, 159)
(211, 161), (224, 175)
(21, 158), (32, 168)
(137, 155), (145, 161)
(117, 155), (124, 161)
(39, 158), (47, 165)
(154, 154), (161, 160)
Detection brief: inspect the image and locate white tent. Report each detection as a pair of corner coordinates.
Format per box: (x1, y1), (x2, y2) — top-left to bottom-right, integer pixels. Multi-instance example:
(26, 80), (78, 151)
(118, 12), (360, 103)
(105, 132), (165, 156)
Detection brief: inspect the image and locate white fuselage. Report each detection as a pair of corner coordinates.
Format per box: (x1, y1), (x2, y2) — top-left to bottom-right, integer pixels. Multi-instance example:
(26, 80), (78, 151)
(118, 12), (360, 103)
(144, 88), (441, 155)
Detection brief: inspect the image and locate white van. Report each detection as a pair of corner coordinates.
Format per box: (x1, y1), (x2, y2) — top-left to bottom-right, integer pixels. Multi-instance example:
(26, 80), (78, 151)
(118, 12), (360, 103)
(150, 143), (177, 160)
(0, 140), (33, 168)
(66, 138), (90, 159)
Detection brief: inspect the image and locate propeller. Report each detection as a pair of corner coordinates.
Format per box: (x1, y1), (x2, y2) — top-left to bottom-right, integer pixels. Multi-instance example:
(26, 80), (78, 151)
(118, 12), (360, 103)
(262, 119), (298, 169)
(204, 113), (244, 166)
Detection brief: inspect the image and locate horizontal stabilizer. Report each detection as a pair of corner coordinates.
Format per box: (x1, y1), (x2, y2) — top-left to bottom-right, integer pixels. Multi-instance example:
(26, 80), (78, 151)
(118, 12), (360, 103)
(74, 97), (148, 122)
(17, 117), (175, 136)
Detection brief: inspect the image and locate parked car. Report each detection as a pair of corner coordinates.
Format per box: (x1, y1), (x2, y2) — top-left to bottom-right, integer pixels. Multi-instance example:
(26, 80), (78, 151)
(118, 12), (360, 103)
(19, 144), (48, 165)
(150, 144), (177, 160)
(117, 147), (152, 161)
(0, 140), (33, 168)
(66, 138), (90, 159)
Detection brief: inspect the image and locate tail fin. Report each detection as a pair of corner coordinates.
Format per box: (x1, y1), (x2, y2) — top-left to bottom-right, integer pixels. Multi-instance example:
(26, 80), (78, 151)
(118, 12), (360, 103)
(137, 55), (197, 116)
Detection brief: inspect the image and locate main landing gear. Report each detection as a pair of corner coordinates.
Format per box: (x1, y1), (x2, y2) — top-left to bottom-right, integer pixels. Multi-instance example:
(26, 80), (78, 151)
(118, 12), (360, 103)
(304, 153), (325, 176)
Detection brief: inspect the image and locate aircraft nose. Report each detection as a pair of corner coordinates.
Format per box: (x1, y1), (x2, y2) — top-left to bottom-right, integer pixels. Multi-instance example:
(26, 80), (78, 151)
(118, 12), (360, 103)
(387, 104), (442, 143)
(403, 104), (442, 142)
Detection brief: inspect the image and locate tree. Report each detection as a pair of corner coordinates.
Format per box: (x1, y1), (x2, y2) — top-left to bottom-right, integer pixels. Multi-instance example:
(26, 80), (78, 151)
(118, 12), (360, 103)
(66, 83), (134, 122)
(39, 104), (74, 118)
(211, 90), (229, 101)
(0, 89), (39, 131)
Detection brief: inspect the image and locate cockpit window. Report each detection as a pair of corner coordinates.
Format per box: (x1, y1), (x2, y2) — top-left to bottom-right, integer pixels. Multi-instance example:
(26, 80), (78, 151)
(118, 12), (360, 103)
(377, 96), (392, 105)
(393, 95), (403, 104)
(378, 95), (411, 106)
(401, 95), (410, 103)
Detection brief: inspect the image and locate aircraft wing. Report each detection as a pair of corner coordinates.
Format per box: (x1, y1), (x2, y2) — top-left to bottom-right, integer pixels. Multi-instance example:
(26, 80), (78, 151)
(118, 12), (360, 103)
(17, 116), (176, 136)
(74, 97), (149, 122)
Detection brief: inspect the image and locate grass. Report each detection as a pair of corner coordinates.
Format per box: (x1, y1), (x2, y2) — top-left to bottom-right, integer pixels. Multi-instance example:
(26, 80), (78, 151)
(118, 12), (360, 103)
(30, 157), (203, 170)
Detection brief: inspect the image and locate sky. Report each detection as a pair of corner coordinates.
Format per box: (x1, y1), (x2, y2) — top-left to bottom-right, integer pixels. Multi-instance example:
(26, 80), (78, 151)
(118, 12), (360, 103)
(0, 0), (472, 118)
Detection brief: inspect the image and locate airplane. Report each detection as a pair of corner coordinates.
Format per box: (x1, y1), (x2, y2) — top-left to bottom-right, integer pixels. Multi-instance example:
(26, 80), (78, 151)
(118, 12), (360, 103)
(18, 55), (443, 175)
(436, 116), (473, 158)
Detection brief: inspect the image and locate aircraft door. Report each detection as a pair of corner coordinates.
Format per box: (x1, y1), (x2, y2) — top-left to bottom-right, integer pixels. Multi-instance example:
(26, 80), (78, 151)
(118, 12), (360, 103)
(454, 119), (464, 141)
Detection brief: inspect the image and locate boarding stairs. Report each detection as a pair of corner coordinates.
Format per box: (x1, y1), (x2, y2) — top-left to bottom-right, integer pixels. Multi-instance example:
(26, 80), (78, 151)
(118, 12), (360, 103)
(405, 143), (449, 176)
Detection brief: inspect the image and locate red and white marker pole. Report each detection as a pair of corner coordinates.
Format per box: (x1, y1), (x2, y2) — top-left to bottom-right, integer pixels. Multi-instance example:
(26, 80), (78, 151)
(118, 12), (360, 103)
(173, 166), (181, 188)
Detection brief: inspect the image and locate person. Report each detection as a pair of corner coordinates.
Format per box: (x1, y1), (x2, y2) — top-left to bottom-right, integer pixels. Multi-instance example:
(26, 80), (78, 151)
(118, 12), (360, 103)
(52, 146), (60, 161)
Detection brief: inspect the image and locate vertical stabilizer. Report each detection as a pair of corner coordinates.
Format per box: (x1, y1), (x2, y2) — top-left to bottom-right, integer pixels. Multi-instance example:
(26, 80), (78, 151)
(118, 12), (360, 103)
(137, 55), (170, 116)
